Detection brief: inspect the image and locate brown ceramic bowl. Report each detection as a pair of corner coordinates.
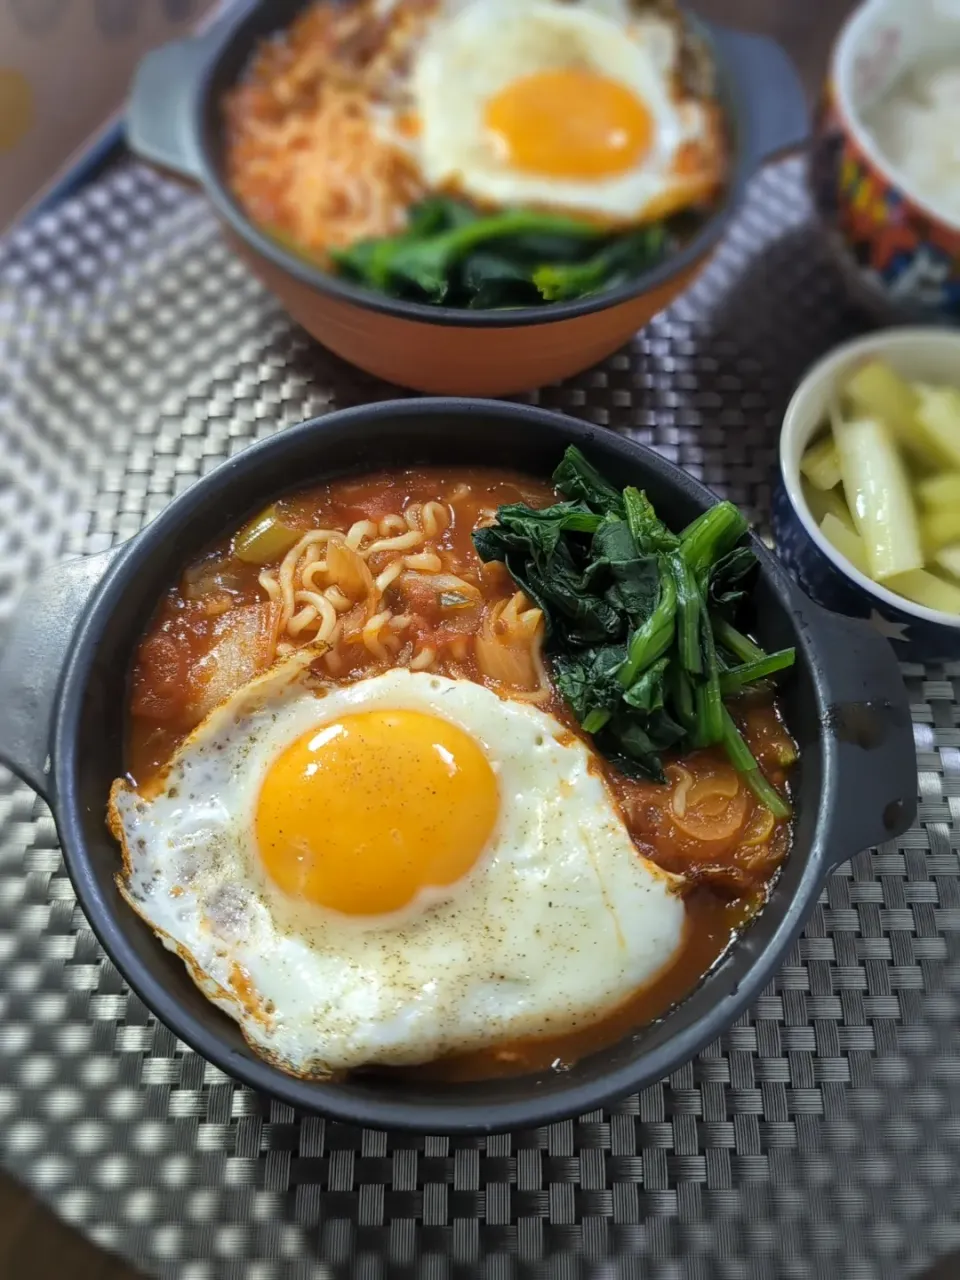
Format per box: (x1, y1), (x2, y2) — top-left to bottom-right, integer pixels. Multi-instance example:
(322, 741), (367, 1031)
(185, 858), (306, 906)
(126, 0), (807, 395)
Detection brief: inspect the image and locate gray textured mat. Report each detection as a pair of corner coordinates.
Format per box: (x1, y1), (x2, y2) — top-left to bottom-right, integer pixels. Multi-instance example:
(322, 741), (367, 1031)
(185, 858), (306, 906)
(0, 156), (958, 1280)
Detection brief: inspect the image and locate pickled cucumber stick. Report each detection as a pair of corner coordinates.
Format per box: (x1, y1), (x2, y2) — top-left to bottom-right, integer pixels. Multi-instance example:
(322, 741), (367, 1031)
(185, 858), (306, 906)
(799, 435), (841, 491)
(800, 359), (960, 617)
(845, 361), (919, 451)
(829, 408), (923, 581)
(819, 512), (869, 575)
(887, 568), (960, 614)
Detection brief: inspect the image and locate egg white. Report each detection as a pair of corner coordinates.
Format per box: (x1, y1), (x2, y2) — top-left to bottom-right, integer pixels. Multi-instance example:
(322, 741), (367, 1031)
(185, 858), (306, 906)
(109, 656), (687, 1077)
(405, 0), (717, 223)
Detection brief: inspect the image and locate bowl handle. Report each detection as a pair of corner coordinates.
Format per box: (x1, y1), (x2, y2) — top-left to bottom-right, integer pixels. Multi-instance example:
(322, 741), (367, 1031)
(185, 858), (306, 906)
(127, 0), (261, 179)
(796, 598), (918, 864)
(0, 549), (117, 802)
(708, 24), (809, 166)
(126, 35), (211, 180)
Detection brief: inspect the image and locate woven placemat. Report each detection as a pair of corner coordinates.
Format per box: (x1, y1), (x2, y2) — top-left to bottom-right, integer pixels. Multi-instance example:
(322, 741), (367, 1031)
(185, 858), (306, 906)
(0, 156), (958, 1280)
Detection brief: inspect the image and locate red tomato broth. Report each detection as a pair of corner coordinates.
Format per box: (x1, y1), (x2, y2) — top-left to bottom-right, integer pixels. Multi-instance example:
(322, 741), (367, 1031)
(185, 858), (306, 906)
(123, 467), (796, 1078)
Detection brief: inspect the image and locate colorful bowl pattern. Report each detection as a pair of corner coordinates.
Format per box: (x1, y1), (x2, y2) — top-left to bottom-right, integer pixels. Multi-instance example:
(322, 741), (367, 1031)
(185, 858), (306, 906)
(812, 86), (960, 321)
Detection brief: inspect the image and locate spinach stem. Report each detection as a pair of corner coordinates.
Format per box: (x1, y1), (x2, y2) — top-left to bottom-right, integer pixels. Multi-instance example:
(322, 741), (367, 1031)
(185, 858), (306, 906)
(619, 571), (677, 688)
(390, 209), (608, 293)
(696, 605), (724, 745)
(713, 617), (766, 665)
(669, 553), (702, 675)
(679, 502), (748, 577)
(582, 709), (611, 734)
(718, 648), (796, 695)
(720, 707), (792, 818)
(669, 665), (697, 731)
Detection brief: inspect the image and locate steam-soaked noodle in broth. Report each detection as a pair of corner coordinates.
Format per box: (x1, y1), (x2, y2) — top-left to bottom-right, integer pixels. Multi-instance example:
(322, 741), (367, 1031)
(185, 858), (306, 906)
(126, 468), (795, 1079)
(223, 0), (434, 254)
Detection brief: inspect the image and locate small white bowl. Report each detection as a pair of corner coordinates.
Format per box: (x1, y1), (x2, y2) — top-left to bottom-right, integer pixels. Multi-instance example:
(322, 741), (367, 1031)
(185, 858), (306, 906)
(772, 326), (960, 662)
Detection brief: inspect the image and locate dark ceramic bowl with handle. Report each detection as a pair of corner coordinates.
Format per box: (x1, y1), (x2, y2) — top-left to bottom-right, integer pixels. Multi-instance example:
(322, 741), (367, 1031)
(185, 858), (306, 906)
(125, 0), (808, 396)
(0, 400), (917, 1133)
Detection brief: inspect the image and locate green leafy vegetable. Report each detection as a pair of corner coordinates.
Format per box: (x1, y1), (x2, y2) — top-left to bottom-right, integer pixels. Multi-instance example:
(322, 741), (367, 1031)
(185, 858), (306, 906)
(713, 616), (765, 665)
(622, 656), (671, 713)
(709, 545), (757, 618)
(328, 195), (675, 308)
(586, 517), (661, 622)
(472, 445), (797, 814)
(719, 708), (792, 820)
(669, 663), (697, 732)
(532, 226), (667, 301)
(624, 486), (679, 553)
(472, 500), (615, 643)
(553, 645), (628, 728)
(333, 204), (607, 303)
(462, 253), (541, 310)
(668, 552), (702, 676)
(679, 501), (749, 580)
(619, 569), (676, 689)
(554, 446), (625, 516)
(695, 603), (724, 747)
(718, 648), (796, 696)
(596, 707), (687, 782)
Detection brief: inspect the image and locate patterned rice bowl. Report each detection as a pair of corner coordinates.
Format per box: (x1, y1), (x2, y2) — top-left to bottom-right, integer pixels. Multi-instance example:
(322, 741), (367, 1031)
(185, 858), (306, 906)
(811, 0), (960, 323)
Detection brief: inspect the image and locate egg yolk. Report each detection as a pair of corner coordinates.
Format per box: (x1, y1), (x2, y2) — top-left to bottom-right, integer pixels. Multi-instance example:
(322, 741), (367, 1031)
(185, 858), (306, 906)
(484, 68), (654, 180)
(256, 710), (499, 915)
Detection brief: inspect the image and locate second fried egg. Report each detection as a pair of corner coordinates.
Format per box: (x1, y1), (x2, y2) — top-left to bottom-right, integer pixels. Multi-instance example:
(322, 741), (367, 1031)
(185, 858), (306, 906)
(404, 0), (722, 224)
(109, 656), (687, 1076)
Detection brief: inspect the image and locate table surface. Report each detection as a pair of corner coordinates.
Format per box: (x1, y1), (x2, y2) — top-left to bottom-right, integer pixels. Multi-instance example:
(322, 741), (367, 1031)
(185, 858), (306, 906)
(0, 2), (873, 1278)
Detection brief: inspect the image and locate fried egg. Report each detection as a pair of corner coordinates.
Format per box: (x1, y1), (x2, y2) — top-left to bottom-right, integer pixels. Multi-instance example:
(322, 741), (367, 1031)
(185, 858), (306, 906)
(109, 655), (686, 1076)
(395, 0), (722, 224)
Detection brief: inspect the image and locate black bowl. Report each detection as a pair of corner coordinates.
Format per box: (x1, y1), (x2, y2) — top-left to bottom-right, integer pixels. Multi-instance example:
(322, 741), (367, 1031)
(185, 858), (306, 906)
(0, 400), (917, 1133)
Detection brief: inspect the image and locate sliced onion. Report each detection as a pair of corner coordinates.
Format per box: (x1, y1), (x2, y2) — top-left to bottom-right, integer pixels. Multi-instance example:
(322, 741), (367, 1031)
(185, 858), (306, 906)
(403, 571), (482, 599)
(189, 602), (280, 721)
(668, 760), (749, 843)
(739, 805), (776, 848)
(687, 768), (740, 807)
(475, 596), (545, 694)
(181, 559), (247, 601)
(668, 765), (694, 818)
(326, 537), (375, 602)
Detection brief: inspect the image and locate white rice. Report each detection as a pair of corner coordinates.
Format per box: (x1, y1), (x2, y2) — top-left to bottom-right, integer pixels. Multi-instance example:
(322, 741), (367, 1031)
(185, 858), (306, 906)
(864, 60), (960, 224)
